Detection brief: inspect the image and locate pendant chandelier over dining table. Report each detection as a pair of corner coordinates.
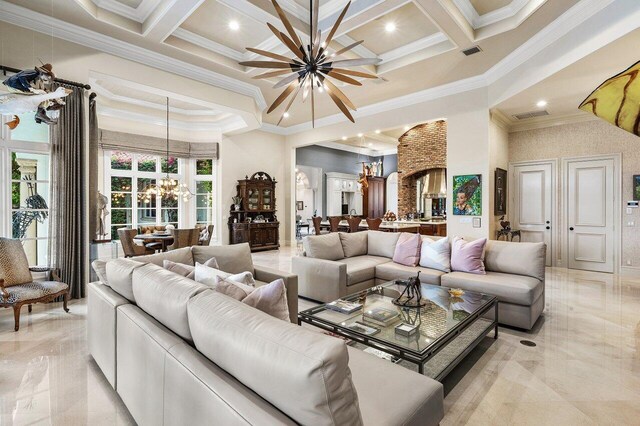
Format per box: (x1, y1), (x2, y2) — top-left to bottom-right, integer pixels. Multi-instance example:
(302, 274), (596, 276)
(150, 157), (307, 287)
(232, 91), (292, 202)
(240, 0), (381, 126)
(140, 97), (192, 203)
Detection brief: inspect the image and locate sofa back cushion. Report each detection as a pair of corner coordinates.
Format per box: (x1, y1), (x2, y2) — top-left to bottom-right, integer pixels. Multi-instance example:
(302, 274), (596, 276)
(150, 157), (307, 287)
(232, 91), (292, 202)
(450, 237), (486, 274)
(339, 232), (368, 258)
(192, 243), (254, 274)
(392, 233), (421, 266)
(419, 237), (451, 272)
(134, 247), (194, 267)
(105, 258), (145, 302)
(132, 264), (209, 342)
(485, 240), (546, 281)
(187, 291), (363, 426)
(303, 233), (345, 260)
(367, 231), (400, 258)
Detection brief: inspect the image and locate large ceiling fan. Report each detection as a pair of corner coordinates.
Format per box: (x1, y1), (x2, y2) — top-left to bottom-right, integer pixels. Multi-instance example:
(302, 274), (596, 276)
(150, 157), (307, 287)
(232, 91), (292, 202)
(239, 0), (381, 126)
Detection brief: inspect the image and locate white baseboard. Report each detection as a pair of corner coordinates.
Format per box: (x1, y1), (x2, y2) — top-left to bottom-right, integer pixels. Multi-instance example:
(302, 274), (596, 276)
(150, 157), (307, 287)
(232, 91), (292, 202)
(619, 266), (640, 278)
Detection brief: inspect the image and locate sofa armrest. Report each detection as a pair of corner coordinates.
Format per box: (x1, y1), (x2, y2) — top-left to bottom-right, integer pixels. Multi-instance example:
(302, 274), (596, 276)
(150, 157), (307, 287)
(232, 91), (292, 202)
(292, 256), (347, 303)
(254, 265), (298, 324)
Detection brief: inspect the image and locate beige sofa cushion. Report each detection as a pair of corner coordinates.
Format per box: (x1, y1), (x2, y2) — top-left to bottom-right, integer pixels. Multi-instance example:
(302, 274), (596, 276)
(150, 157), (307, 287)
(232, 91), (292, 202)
(338, 256), (390, 286)
(367, 231), (400, 258)
(192, 243), (254, 274)
(441, 271), (543, 305)
(134, 247), (194, 267)
(91, 259), (108, 284)
(484, 241), (546, 281)
(105, 258), (145, 302)
(0, 238), (32, 286)
(303, 233), (345, 260)
(132, 264), (209, 342)
(187, 291), (363, 426)
(375, 262), (445, 285)
(339, 232), (368, 257)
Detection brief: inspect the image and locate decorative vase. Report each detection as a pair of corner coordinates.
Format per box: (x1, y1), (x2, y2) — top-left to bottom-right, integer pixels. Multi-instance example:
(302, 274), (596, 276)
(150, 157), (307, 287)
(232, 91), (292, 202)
(234, 204), (241, 211)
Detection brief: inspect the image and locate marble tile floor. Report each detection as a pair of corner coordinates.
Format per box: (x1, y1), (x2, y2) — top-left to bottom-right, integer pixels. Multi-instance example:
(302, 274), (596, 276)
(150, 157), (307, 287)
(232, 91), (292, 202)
(1, 245), (640, 425)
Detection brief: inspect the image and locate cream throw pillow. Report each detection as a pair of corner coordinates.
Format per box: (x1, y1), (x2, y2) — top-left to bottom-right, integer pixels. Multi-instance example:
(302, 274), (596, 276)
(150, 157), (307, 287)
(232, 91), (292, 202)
(194, 263), (256, 286)
(213, 276), (290, 322)
(163, 258), (219, 280)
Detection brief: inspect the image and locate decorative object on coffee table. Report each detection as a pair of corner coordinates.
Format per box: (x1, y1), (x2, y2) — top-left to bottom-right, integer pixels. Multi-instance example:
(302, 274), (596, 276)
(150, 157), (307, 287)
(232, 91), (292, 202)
(228, 172), (279, 251)
(393, 272), (427, 308)
(494, 168), (507, 215)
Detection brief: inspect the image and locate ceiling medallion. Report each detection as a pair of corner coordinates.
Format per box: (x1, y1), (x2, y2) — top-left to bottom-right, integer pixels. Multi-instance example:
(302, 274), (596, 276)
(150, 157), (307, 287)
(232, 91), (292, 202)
(240, 0), (381, 127)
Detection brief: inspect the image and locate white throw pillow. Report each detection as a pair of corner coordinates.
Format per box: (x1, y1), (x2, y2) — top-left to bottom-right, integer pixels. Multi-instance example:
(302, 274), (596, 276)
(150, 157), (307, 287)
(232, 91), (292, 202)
(194, 263), (256, 286)
(419, 237), (451, 272)
(163, 257), (219, 280)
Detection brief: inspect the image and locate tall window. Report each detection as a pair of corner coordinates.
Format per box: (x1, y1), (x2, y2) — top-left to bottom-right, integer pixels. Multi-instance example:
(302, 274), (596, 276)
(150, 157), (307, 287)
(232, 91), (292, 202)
(1, 113), (50, 266)
(106, 150), (184, 239)
(195, 159), (214, 226)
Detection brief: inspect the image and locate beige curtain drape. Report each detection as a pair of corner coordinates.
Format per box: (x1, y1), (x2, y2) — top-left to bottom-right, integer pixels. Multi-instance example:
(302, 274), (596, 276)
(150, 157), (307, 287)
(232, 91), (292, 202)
(49, 84), (86, 299)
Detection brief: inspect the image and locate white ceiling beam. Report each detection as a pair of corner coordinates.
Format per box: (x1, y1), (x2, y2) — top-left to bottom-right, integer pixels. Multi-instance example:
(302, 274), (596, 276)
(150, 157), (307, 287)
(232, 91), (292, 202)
(377, 33), (455, 75)
(414, 0), (473, 46)
(143, 0), (205, 42)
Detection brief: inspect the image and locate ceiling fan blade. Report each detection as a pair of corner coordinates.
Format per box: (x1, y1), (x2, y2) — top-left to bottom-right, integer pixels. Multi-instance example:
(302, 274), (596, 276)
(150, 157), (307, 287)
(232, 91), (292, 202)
(321, 76), (357, 111)
(332, 40), (364, 57)
(277, 76), (306, 126)
(267, 22), (287, 45)
(324, 58), (381, 68)
(324, 67), (378, 79)
(319, 69), (362, 86)
(277, 30), (306, 62)
(273, 71), (303, 89)
(311, 80), (315, 127)
(271, 0), (303, 49)
(252, 69), (294, 79)
(323, 1), (351, 50)
(246, 47), (293, 63)
(239, 60), (299, 69)
(302, 77), (311, 102)
(312, 29), (322, 60)
(267, 81), (298, 114)
(325, 88), (355, 123)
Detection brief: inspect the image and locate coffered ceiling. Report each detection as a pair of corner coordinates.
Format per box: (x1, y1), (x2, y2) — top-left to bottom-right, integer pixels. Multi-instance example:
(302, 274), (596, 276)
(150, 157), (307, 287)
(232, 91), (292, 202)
(0, 0), (593, 128)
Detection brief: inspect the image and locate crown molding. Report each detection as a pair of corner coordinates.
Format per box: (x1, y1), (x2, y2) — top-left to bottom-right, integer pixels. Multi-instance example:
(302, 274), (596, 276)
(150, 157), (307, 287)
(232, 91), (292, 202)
(507, 111), (599, 133)
(314, 141), (396, 157)
(93, 0), (161, 23)
(0, 0), (267, 111)
(172, 28), (245, 62)
(490, 109), (511, 130)
(453, 0), (533, 30)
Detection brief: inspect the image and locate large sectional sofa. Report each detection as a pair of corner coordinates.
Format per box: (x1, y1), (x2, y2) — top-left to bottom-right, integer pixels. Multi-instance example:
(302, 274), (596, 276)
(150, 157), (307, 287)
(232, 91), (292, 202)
(292, 231), (546, 330)
(88, 243), (445, 425)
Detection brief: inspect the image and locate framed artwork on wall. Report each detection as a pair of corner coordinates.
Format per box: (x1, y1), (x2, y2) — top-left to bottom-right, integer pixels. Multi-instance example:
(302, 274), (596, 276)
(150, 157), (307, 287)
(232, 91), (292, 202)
(453, 174), (482, 215)
(494, 168), (507, 216)
(296, 201), (304, 210)
(634, 175), (640, 200)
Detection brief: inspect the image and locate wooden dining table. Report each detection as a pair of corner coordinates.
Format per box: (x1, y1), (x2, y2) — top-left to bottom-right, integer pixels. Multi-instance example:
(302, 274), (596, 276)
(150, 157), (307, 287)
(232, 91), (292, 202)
(134, 233), (174, 252)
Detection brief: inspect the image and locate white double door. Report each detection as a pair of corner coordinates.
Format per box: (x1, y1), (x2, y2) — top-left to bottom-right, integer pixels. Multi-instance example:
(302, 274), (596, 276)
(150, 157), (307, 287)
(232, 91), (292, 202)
(512, 158), (616, 273)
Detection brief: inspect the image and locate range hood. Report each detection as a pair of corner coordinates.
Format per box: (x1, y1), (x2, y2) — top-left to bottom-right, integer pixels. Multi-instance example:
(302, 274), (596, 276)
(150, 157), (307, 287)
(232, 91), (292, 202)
(420, 168), (447, 198)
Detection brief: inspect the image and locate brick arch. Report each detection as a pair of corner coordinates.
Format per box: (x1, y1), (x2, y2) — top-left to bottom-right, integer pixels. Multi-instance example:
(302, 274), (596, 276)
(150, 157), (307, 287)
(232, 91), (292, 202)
(397, 120), (447, 216)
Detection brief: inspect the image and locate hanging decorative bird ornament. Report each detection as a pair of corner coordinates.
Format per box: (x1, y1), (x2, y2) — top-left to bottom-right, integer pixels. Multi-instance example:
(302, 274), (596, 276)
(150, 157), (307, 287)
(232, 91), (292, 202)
(1, 63), (70, 128)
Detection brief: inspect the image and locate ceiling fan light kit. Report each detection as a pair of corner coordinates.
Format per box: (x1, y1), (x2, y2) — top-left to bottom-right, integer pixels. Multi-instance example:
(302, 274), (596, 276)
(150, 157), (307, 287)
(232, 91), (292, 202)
(240, 0), (381, 126)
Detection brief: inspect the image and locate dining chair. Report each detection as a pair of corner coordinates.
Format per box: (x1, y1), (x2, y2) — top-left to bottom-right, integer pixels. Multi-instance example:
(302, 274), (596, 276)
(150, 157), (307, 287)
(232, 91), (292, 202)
(196, 224), (214, 246)
(167, 228), (200, 251)
(118, 228), (156, 257)
(328, 216), (342, 232)
(366, 217), (383, 231)
(312, 216), (329, 235)
(346, 217), (362, 232)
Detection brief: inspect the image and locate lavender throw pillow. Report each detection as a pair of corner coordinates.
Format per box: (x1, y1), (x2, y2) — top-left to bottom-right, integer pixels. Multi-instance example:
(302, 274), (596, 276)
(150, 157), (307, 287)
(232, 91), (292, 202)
(450, 237), (486, 274)
(392, 233), (421, 267)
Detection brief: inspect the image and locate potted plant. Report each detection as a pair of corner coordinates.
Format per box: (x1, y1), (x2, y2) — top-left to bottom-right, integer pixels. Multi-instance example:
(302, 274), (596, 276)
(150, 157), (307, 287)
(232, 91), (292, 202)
(232, 196), (242, 211)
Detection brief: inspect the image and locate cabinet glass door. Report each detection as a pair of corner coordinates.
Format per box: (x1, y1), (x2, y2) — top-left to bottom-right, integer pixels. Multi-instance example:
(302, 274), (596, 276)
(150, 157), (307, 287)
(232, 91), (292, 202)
(247, 188), (259, 210)
(262, 188), (272, 210)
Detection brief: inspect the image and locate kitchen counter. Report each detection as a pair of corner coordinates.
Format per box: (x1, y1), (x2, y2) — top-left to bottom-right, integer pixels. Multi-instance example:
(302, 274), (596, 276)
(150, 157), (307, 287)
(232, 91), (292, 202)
(318, 219), (447, 236)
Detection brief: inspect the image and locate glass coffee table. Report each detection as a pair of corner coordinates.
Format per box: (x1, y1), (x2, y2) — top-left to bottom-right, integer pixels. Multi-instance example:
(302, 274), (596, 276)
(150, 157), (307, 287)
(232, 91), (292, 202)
(298, 281), (498, 381)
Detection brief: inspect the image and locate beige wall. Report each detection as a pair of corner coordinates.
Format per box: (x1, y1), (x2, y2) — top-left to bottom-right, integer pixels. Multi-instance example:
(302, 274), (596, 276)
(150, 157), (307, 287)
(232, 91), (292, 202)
(509, 120), (640, 273)
(219, 131), (290, 245)
(489, 117), (510, 237)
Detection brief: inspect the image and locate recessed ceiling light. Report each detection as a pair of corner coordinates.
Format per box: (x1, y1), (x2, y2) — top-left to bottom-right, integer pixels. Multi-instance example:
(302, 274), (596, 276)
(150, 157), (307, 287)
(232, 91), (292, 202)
(341, 136), (347, 140)
(283, 112), (290, 118)
(375, 129), (381, 134)
(537, 100), (547, 108)
(357, 133), (363, 137)
(385, 22), (396, 33)
(229, 20), (240, 31)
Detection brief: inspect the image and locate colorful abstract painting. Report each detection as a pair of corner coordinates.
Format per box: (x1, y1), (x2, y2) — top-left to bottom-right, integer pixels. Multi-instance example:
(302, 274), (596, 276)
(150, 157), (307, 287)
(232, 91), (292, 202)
(453, 174), (482, 216)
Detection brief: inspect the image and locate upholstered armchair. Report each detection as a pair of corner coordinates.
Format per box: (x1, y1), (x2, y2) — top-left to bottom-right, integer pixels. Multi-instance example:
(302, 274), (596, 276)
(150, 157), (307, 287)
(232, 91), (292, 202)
(118, 228), (156, 257)
(196, 224), (214, 246)
(167, 228), (200, 251)
(0, 238), (69, 331)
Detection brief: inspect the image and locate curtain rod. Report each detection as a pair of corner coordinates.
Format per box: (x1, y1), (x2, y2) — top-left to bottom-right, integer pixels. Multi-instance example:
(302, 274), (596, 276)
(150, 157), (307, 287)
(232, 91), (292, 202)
(1, 64), (91, 90)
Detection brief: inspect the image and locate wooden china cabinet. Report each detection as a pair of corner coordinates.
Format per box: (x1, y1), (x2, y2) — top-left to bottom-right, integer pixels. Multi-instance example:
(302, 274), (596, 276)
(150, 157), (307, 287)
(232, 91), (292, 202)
(228, 171), (280, 251)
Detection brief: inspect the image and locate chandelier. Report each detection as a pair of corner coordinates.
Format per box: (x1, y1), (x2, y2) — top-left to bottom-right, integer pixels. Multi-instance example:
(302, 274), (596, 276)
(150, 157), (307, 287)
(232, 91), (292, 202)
(240, 0), (380, 126)
(141, 97), (192, 203)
